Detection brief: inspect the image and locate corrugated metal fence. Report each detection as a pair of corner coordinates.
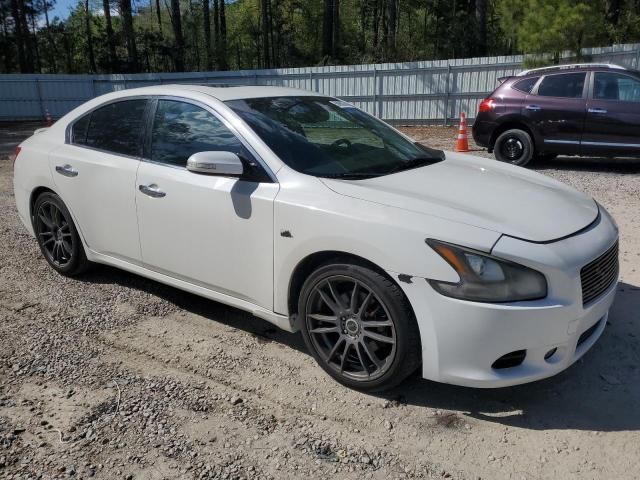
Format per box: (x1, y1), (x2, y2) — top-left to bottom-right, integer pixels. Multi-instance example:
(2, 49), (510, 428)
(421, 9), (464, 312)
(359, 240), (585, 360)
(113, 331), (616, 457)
(1, 43), (639, 125)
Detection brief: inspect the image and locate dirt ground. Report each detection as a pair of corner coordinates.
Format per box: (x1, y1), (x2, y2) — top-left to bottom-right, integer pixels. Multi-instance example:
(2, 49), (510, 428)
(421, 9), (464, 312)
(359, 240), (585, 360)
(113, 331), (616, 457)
(1, 123), (639, 480)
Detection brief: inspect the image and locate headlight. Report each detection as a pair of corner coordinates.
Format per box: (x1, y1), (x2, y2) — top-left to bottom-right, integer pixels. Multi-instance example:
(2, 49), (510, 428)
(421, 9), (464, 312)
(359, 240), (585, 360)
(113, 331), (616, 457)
(426, 239), (547, 302)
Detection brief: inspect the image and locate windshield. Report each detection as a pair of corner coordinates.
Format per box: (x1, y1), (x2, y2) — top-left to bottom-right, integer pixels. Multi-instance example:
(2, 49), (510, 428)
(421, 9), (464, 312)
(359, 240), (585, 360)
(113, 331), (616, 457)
(225, 96), (444, 179)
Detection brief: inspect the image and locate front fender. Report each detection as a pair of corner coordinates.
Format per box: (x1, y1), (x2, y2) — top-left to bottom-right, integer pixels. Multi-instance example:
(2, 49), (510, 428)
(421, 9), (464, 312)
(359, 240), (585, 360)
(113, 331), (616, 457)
(272, 170), (500, 315)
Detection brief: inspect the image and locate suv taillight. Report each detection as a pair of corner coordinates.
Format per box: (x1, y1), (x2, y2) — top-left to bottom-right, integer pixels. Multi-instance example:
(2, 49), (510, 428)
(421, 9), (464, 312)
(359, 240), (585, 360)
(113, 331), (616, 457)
(478, 98), (496, 113)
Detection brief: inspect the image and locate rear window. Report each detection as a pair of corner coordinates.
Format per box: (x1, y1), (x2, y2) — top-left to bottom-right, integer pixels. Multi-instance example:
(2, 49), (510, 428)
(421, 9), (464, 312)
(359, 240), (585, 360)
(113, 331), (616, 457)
(512, 77), (539, 93)
(537, 73), (586, 98)
(84, 100), (148, 157)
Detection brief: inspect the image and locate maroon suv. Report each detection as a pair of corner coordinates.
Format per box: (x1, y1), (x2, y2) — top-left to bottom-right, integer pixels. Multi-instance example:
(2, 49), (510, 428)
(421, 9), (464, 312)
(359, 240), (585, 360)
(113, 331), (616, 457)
(472, 63), (640, 166)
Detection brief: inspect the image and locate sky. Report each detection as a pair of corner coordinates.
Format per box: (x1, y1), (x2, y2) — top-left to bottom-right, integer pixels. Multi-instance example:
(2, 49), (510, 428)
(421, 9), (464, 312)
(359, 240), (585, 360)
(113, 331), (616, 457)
(50, 0), (80, 21)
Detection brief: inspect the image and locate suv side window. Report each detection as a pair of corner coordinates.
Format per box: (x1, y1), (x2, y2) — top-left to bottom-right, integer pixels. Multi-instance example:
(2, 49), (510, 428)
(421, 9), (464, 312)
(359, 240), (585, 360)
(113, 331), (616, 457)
(537, 73), (586, 98)
(150, 100), (248, 168)
(85, 99), (148, 156)
(594, 72), (640, 102)
(513, 77), (539, 93)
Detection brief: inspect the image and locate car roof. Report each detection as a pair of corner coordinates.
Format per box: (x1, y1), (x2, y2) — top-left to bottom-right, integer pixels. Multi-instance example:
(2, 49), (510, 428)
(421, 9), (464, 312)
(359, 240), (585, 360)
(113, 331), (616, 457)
(108, 84), (321, 101)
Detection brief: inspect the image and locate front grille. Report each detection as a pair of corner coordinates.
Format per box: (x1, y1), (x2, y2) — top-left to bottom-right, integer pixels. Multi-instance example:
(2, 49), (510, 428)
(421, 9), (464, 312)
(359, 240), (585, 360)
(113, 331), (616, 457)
(580, 241), (619, 306)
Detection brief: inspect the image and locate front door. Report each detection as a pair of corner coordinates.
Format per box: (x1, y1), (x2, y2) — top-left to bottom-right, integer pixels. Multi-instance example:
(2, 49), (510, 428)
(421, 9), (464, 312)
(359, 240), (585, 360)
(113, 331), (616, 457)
(582, 71), (640, 156)
(135, 98), (278, 309)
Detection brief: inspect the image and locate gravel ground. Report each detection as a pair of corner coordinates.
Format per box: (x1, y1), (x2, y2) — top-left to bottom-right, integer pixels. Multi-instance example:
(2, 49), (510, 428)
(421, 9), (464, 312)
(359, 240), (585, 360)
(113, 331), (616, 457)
(1, 124), (639, 480)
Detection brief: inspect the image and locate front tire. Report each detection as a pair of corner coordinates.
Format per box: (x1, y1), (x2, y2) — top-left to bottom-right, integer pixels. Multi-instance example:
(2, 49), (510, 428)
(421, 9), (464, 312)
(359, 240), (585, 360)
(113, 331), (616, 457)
(494, 129), (534, 166)
(299, 262), (421, 392)
(32, 192), (90, 276)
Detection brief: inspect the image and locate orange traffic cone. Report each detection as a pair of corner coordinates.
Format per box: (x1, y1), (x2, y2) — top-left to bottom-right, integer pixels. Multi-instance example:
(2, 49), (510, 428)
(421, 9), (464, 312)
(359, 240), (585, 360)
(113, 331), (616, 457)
(45, 109), (53, 127)
(454, 112), (470, 152)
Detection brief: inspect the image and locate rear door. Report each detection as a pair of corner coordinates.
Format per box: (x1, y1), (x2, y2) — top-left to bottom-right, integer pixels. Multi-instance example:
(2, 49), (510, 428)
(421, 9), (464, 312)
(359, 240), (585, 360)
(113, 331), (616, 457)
(522, 72), (588, 154)
(49, 98), (148, 264)
(582, 71), (640, 156)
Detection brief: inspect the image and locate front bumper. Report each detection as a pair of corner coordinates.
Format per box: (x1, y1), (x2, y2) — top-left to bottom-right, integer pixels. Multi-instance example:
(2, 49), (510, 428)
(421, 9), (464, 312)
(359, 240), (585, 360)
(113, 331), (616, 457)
(396, 209), (619, 388)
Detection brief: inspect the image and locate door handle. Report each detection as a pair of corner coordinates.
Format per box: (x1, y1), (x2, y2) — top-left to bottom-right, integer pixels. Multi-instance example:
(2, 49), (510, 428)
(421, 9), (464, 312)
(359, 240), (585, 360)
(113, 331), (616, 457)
(587, 107), (608, 114)
(139, 184), (166, 198)
(55, 164), (78, 177)
(525, 105), (542, 111)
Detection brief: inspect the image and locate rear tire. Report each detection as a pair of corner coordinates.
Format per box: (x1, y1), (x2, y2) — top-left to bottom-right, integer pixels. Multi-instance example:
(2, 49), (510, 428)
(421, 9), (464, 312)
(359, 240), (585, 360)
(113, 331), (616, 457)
(494, 129), (534, 167)
(299, 261), (421, 392)
(32, 192), (91, 276)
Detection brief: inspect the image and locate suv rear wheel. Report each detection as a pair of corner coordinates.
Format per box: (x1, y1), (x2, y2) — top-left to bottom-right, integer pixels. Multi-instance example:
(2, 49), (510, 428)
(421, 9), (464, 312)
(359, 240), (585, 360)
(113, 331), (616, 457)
(494, 129), (534, 167)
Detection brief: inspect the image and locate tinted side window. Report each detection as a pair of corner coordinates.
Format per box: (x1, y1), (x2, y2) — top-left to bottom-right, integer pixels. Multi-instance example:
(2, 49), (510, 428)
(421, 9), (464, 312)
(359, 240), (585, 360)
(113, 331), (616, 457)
(85, 100), (148, 156)
(537, 73), (586, 98)
(71, 114), (90, 144)
(513, 77), (539, 93)
(150, 100), (247, 167)
(594, 72), (640, 102)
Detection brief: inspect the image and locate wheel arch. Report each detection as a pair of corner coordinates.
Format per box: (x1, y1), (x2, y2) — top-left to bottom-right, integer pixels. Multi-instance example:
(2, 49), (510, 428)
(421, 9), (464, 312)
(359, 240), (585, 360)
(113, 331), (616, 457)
(489, 118), (540, 153)
(287, 250), (415, 320)
(29, 186), (58, 220)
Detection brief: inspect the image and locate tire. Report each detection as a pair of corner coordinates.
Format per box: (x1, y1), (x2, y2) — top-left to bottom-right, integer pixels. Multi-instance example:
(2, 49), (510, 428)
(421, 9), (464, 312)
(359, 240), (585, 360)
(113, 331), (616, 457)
(32, 192), (91, 276)
(298, 261), (421, 392)
(494, 129), (534, 167)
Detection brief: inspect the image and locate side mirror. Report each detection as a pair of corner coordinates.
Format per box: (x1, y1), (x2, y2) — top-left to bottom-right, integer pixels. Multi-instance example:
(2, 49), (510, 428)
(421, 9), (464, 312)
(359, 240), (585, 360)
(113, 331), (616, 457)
(186, 151), (244, 176)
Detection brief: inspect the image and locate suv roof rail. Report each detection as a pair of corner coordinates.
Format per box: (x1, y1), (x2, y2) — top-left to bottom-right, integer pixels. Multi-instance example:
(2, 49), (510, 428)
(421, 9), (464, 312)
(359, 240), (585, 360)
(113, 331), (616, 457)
(516, 63), (627, 77)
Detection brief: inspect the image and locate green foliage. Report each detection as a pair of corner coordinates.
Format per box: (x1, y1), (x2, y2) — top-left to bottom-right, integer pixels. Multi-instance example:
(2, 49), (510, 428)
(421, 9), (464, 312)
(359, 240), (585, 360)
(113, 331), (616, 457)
(498, 0), (609, 58)
(1, 0), (639, 74)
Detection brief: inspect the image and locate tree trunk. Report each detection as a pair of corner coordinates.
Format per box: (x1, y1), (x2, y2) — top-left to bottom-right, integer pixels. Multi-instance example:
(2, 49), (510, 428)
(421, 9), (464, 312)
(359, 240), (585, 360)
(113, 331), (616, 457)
(386, 0), (395, 56)
(119, 0), (138, 71)
(155, 0), (162, 32)
(202, 0), (212, 70)
(9, 0), (28, 72)
(30, 11), (41, 72)
(322, 0), (333, 58)
(170, 0), (185, 71)
(332, 0), (339, 57)
(103, 0), (117, 71)
(218, 0), (227, 69)
(476, 0), (487, 56)
(84, 0), (97, 72)
(260, 0), (270, 67)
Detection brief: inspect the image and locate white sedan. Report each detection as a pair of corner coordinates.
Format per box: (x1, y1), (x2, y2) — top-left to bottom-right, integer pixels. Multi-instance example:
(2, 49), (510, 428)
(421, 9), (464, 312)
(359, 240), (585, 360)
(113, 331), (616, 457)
(13, 85), (619, 391)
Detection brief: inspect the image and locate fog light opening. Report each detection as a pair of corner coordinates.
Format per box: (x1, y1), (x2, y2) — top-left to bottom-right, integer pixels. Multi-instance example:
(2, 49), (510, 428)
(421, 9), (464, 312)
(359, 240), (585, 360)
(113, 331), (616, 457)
(544, 347), (557, 361)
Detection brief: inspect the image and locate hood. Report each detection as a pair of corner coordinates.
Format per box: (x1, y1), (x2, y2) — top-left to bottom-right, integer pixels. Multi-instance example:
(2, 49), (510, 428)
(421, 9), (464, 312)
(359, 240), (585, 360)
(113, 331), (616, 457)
(320, 152), (598, 243)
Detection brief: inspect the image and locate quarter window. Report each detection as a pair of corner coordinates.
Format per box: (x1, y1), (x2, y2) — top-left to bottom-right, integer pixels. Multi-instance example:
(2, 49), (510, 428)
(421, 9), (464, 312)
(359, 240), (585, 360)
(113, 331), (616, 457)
(512, 77), (539, 93)
(71, 114), (90, 144)
(150, 100), (247, 168)
(537, 73), (586, 98)
(593, 72), (640, 102)
(84, 99), (148, 156)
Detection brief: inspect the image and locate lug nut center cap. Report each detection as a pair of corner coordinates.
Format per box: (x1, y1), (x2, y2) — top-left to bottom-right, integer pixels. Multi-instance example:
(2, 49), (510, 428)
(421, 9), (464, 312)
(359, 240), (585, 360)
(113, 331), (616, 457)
(344, 318), (360, 335)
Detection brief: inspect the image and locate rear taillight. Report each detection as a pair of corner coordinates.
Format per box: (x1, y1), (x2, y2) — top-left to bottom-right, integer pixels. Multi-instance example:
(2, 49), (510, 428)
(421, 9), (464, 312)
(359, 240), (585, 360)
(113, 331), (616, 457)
(13, 146), (22, 165)
(478, 98), (496, 113)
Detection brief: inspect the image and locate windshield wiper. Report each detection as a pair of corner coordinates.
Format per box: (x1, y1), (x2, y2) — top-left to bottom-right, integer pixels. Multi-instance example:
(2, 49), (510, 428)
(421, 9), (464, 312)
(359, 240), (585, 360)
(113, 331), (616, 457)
(383, 156), (442, 175)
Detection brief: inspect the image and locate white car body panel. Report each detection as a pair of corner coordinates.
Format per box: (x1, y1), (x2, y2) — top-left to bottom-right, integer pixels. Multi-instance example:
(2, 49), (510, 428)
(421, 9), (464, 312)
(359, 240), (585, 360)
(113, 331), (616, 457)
(12, 84), (619, 388)
(48, 143), (142, 264)
(136, 161), (279, 310)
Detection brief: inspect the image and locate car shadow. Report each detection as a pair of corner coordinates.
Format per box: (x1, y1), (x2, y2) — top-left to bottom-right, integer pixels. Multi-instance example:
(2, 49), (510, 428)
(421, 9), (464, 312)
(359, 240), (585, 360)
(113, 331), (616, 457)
(386, 281), (640, 432)
(78, 265), (307, 354)
(532, 156), (640, 173)
(79, 265), (639, 432)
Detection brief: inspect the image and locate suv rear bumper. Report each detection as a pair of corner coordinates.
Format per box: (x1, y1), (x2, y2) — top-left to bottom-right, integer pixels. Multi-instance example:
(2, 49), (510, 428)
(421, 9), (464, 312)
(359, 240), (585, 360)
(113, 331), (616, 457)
(471, 117), (496, 149)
